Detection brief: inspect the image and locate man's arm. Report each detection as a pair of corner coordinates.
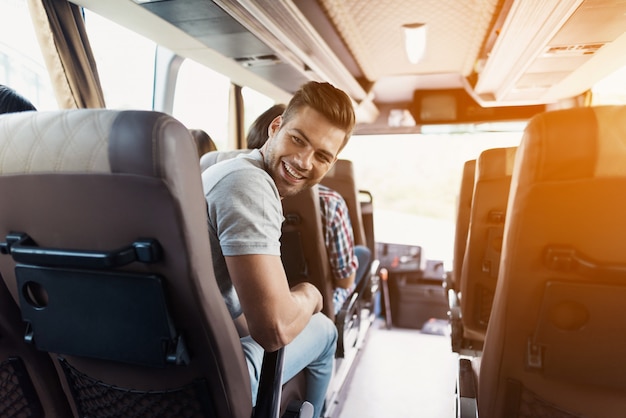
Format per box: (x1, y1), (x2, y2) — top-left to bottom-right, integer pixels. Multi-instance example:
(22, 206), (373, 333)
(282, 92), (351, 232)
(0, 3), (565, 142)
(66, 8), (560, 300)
(226, 253), (323, 352)
(334, 271), (356, 289)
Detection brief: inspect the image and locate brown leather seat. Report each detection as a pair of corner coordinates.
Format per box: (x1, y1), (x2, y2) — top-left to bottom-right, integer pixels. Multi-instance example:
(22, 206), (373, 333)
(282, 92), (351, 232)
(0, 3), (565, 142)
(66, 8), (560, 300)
(0, 109), (297, 418)
(476, 106), (626, 418)
(281, 185), (336, 316)
(459, 147), (516, 350)
(281, 185), (364, 355)
(448, 158), (476, 353)
(320, 159), (379, 314)
(451, 159), (476, 292)
(320, 159), (368, 250)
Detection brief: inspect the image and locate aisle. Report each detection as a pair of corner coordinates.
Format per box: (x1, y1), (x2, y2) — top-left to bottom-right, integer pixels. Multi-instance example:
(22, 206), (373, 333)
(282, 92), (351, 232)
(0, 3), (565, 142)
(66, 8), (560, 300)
(333, 319), (458, 418)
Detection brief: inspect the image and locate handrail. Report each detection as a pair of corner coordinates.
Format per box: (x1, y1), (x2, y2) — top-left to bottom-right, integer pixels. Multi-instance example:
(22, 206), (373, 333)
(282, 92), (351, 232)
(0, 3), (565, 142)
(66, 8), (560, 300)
(254, 348), (284, 418)
(0, 233), (162, 269)
(544, 245), (626, 281)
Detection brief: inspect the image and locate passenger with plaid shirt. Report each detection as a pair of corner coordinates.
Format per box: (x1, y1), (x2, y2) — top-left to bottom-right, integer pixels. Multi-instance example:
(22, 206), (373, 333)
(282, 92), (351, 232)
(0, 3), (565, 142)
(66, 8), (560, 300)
(318, 184), (366, 314)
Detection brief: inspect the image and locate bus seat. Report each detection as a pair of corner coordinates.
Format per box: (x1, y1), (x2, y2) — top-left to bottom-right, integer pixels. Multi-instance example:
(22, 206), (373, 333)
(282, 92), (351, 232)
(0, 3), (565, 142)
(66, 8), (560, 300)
(475, 106), (626, 418)
(451, 158), (476, 292)
(359, 189), (376, 263)
(457, 147), (516, 354)
(448, 158), (476, 353)
(0, 109), (307, 418)
(199, 149), (250, 172)
(281, 185), (335, 319)
(281, 186), (363, 358)
(320, 159), (367, 250)
(320, 159), (379, 313)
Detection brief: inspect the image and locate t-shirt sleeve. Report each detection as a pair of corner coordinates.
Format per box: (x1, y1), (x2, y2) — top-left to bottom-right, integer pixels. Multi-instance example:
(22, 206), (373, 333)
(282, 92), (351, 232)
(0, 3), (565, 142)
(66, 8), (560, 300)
(207, 168), (283, 256)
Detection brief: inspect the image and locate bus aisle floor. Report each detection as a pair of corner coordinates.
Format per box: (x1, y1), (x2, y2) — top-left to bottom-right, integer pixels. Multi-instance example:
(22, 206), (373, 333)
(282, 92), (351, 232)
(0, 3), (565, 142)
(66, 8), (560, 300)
(331, 317), (457, 418)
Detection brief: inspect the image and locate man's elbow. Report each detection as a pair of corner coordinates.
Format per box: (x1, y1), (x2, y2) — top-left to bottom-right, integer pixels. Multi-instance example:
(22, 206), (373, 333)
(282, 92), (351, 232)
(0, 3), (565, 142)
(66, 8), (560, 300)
(249, 322), (294, 352)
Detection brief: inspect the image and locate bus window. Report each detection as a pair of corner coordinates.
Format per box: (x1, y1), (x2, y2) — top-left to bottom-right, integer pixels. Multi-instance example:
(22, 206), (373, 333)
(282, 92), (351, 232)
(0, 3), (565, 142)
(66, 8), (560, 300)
(591, 64), (626, 105)
(0, 0), (56, 110)
(82, 9), (155, 110)
(340, 130), (523, 267)
(172, 58), (230, 151)
(242, 86), (275, 141)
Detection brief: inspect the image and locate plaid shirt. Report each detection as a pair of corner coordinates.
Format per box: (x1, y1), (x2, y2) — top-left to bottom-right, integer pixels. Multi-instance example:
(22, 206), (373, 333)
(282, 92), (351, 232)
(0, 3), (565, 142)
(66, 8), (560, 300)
(318, 185), (358, 314)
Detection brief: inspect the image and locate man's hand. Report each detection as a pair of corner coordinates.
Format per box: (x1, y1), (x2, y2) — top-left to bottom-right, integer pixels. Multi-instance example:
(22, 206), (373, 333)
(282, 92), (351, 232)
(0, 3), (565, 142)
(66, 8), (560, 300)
(291, 282), (323, 313)
(226, 254), (321, 351)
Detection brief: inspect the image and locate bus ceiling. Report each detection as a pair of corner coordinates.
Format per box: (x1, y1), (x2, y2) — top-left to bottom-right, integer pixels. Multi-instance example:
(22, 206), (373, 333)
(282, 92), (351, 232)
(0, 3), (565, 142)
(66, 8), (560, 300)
(72, 0), (626, 132)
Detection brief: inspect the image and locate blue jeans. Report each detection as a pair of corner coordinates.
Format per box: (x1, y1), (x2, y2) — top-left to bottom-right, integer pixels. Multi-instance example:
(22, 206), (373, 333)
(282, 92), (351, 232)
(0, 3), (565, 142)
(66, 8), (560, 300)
(354, 245), (371, 286)
(241, 312), (337, 418)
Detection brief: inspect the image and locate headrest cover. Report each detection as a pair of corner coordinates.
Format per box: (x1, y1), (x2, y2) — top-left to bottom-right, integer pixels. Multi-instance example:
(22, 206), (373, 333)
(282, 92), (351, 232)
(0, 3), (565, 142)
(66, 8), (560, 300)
(0, 109), (191, 179)
(0, 109), (114, 174)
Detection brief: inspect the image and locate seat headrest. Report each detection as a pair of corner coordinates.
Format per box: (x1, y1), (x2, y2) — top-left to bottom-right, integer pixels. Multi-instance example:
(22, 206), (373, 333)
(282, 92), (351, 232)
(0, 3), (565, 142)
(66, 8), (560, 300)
(0, 109), (193, 177)
(476, 147), (517, 181)
(200, 149), (250, 171)
(517, 106), (626, 183)
(325, 159), (353, 179)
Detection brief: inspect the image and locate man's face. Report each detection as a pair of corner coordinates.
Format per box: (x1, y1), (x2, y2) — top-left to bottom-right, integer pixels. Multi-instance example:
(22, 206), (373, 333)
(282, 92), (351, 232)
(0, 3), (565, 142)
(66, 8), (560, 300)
(262, 106), (346, 198)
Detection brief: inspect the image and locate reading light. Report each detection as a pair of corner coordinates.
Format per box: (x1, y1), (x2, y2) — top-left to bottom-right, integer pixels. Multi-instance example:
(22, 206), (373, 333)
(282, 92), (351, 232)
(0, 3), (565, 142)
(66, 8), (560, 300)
(403, 23), (427, 64)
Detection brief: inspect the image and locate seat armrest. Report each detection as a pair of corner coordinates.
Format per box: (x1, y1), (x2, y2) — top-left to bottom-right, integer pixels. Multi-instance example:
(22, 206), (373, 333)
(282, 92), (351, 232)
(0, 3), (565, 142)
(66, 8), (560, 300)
(456, 358), (478, 418)
(448, 288), (460, 312)
(254, 348), (285, 418)
(335, 292), (360, 358)
(448, 289), (463, 353)
(355, 258), (380, 307)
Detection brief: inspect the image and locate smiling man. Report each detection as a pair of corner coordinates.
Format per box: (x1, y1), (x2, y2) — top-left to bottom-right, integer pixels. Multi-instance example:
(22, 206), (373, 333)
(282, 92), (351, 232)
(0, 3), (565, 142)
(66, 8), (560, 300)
(201, 81), (355, 418)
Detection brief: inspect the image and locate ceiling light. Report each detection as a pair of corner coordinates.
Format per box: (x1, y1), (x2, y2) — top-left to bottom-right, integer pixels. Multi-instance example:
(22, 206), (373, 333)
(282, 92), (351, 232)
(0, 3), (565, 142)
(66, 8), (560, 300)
(403, 23), (427, 64)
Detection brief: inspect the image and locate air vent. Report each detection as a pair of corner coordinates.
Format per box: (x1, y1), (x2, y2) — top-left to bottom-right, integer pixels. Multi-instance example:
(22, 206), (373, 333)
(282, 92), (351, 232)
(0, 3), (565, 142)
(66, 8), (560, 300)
(234, 54), (281, 68)
(544, 43), (606, 57)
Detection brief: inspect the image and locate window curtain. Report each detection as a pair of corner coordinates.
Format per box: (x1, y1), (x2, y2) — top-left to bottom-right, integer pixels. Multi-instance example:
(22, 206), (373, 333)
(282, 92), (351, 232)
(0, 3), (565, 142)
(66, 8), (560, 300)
(27, 0), (105, 109)
(229, 84), (244, 149)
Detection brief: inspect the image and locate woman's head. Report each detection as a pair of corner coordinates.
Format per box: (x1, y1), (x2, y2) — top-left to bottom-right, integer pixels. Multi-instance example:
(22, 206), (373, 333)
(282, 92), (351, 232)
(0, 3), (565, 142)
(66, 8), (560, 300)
(247, 104), (286, 149)
(0, 85), (37, 114)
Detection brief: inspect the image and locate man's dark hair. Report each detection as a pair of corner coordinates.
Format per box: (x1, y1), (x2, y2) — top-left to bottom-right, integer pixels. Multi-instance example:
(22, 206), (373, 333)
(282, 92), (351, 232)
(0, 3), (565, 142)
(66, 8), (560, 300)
(281, 81), (355, 150)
